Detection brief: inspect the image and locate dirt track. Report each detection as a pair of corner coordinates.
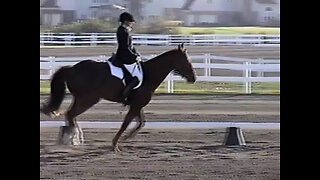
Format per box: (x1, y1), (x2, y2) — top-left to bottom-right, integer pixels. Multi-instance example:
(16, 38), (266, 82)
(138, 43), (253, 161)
(40, 94), (280, 180)
(40, 94), (280, 123)
(40, 128), (280, 180)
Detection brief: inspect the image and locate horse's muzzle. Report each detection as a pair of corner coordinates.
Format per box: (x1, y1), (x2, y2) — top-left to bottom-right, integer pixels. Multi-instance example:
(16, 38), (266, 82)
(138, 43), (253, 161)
(186, 75), (196, 83)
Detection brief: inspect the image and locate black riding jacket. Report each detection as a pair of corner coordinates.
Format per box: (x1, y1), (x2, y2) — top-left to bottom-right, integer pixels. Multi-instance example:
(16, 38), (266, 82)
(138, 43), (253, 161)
(115, 25), (139, 66)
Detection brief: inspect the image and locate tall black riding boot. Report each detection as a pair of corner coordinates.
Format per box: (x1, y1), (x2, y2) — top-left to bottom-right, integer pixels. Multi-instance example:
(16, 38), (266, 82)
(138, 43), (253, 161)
(121, 77), (139, 105)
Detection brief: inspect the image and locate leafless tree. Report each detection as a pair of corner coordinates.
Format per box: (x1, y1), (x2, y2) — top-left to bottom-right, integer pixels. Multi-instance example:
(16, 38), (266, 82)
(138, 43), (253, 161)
(125, 0), (148, 21)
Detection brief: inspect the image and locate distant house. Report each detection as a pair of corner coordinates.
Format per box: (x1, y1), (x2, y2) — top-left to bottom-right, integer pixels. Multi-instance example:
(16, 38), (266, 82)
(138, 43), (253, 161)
(67, 0), (126, 20)
(40, 0), (63, 26)
(40, 0), (280, 27)
(182, 0), (280, 26)
(139, 0), (185, 23)
(40, 0), (126, 26)
(252, 0), (280, 25)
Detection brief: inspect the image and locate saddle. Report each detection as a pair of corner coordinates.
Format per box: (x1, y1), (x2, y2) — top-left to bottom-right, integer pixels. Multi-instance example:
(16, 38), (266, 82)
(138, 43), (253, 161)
(105, 57), (143, 90)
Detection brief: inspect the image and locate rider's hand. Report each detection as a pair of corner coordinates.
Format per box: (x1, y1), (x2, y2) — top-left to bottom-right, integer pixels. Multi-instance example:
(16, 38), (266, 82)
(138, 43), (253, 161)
(136, 56), (142, 62)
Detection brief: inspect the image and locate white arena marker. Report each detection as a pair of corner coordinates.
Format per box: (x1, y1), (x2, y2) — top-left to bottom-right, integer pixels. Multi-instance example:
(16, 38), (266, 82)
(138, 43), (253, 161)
(40, 121), (280, 130)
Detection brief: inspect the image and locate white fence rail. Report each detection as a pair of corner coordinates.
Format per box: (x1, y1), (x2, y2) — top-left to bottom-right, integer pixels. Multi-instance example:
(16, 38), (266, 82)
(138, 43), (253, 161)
(40, 33), (280, 46)
(40, 55), (280, 94)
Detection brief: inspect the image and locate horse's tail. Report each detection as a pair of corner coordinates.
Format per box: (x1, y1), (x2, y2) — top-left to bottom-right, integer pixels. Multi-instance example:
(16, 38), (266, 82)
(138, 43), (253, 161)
(41, 66), (71, 116)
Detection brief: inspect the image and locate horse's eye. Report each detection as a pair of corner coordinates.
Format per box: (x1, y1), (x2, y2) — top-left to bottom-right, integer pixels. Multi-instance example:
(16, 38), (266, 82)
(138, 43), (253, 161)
(173, 70), (180, 75)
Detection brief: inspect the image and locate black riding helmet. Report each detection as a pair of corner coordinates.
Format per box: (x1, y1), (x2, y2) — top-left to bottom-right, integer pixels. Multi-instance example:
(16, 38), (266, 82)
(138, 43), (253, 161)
(119, 12), (135, 23)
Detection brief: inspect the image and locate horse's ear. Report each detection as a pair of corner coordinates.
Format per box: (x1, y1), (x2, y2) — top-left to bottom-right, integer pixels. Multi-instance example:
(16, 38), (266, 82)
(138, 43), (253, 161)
(178, 43), (185, 51)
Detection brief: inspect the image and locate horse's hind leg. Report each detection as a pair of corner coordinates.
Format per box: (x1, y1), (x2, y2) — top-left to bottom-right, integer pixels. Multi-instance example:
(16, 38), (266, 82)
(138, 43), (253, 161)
(112, 106), (141, 152)
(60, 95), (99, 145)
(122, 109), (146, 141)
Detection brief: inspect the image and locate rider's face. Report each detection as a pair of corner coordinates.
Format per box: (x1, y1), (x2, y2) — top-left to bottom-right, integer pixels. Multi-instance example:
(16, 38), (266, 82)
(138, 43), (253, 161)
(124, 21), (135, 28)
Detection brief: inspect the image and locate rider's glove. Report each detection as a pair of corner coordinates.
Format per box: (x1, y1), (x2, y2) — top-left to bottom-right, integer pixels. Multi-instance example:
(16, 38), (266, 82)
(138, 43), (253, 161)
(136, 56), (142, 62)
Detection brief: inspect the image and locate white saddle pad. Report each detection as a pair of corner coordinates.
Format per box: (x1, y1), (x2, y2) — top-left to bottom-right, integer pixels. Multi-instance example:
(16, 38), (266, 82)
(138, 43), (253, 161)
(106, 61), (143, 89)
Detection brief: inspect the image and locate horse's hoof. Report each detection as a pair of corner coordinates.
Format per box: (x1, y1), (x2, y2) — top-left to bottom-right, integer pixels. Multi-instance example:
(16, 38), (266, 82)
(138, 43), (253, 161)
(58, 126), (82, 146)
(113, 145), (121, 153)
(51, 111), (64, 118)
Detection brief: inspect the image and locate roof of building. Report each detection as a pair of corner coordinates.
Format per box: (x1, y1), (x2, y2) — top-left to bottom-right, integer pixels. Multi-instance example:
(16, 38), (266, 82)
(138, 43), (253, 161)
(182, 0), (278, 11)
(182, 0), (196, 10)
(40, 0), (59, 8)
(90, 4), (126, 10)
(255, 0), (277, 4)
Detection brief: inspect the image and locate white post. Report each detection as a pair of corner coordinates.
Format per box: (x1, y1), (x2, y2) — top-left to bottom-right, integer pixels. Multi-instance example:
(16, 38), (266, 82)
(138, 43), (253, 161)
(49, 33), (53, 44)
(258, 58), (265, 78)
(167, 79), (170, 93)
(64, 33), (72, 46)
(91, 33), (97, 46)
(248, 62), (252, 94)
(192, 35), (196, 45)
(49, 56), (56, 78)
(171, 79), (174, 93)
(167, 73), (171, 93)
(40, 34), (44, 46)
(208, 54), (211, 76)
(166, 35), (170, 46)
(244, 61), (252, 94)
(167, 73), (174, 93)
(204, 54), (210, 77)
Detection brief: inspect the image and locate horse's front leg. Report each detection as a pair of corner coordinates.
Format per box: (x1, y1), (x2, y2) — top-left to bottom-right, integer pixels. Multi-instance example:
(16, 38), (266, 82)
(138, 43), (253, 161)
(112, 106), (140, 152)
(74, 121), (84, 144)
(59, 118), (83, 146)
(122, 109), (146, 141)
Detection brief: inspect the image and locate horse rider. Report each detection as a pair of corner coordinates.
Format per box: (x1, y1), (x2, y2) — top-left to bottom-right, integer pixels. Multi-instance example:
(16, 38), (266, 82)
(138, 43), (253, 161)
(112, 12), (141, 105)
